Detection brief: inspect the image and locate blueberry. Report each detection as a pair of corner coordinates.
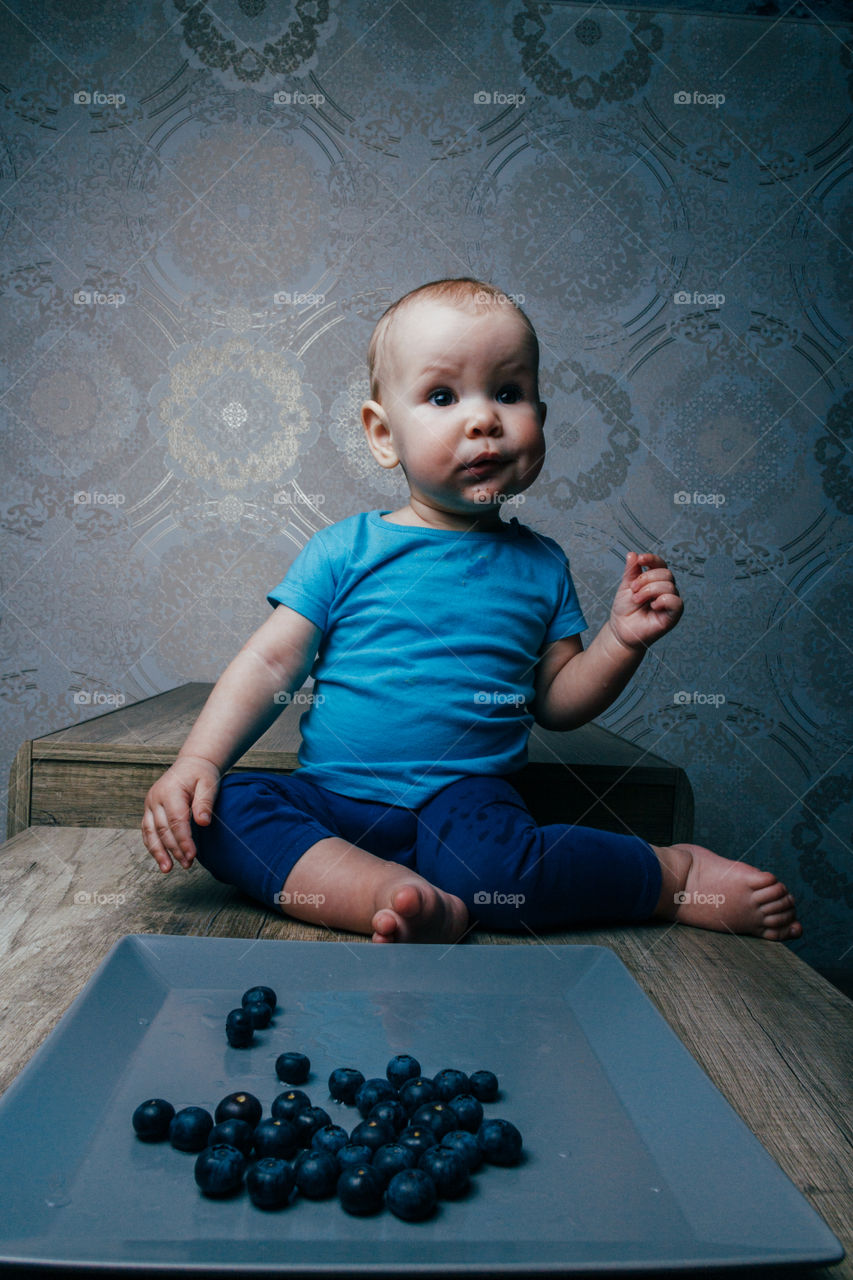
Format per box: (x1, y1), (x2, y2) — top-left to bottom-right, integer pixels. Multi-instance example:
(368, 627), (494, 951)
(447, 1093), (483, 1133)
(276, 1052), (310, 1084)
(241, 985), (277, 1012)
(469, 1070), (499, 1102)
(432, 1068), (471, 1102)
(371, 1142), (417, 1185)
(368, 1099), (407, 1133)
(214, 1091), (262, 1127)
(336, 1143), (374, 1171)
(354, 1077), (397, 1118)
(385, 1168), (437, 1221)
(225, 1008), (254, 1048)
(418, 1145), (470, 1198)
(386, 1054), (421, 1090)
(477, 1117), (523, 1166)
(168, 1106), (213, 1152)
(243, 1000), (272, 1029)
(271, 1089), (311, 1122)
(397, 1125), (438, 1159)
(328, 1066), (365, 1105)
(337, 1164), (385, 1215)
(411, 1102), (456, 1139)
(398, 1077), (436, 1113)
(294, 1150), (339, 1199)
(132, 1098), (175, 1142)
(246, 1156), (294, 1209)
(252, 1117), (297, 1159)
(208, 1118), (254, 1156)
(350, 1118), (395, 1153)
(441, 1130), (483, 1172)
(311, 1124), (350, 1157)
(291, 1105), (331, 1147)
(194, 1144), (246, 1197)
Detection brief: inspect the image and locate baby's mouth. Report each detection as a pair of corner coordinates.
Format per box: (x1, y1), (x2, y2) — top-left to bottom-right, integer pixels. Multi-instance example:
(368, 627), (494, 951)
(462, 454), (506, 477)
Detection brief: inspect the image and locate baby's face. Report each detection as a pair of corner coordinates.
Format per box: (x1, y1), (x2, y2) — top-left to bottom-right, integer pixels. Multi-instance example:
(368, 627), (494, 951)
(363, 300), (546, 528)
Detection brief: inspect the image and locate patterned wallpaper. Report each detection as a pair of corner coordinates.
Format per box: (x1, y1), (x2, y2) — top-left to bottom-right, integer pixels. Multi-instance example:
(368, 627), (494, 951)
(1, 1), (850, 972)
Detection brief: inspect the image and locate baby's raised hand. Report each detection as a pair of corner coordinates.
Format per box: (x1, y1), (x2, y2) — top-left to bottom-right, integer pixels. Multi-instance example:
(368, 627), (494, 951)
(609, 551), (683, 650)
(142, 755), (221, 873)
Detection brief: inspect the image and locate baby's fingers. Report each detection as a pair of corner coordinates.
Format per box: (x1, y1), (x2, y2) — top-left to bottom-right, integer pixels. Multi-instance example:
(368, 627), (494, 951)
(650, 589), (682, 609)
(142, 806), (174, 873)
(153, 802), (195, 870)
(649, 590), (684, 624)
(191, 777), (219, 828)
(631, 566), (679, 598)
(635, 553), (669, 571)
(169, 804), (200, 869)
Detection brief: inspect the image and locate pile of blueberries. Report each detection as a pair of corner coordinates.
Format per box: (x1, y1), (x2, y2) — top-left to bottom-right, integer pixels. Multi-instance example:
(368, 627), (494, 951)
(132, 984), (524, 1222)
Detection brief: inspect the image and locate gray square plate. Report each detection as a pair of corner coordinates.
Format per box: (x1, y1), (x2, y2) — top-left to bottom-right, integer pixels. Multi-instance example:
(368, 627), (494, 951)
(0, 935), (843, 1274)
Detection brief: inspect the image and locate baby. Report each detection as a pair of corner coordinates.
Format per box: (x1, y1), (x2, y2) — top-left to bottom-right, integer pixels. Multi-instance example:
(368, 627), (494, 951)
(142, 277), (802, 946)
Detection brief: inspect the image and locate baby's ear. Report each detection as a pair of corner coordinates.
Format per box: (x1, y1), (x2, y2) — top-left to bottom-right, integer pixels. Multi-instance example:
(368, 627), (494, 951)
(360, 399), (386, 432)
(361, 399), (399, 470)
(538, 400), (547, 427)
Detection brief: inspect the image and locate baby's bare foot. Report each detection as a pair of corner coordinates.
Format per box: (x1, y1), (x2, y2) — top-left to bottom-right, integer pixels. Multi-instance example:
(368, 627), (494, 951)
(279, 836), (469, 941)
(654, 842), (803, 940)
(371, 881), (469, 945)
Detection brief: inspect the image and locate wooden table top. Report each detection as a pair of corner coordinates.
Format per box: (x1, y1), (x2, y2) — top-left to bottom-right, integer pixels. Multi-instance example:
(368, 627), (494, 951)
(1, 823), (851, 1278)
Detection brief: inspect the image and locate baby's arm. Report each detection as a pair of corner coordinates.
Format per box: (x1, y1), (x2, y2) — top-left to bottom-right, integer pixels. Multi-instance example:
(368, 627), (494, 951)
(142, 605), (322, 873)
(532, 552), (683, 731)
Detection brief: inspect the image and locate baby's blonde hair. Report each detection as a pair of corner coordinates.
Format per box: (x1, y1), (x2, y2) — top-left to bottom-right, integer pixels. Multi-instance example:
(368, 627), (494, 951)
(366, 277), (539, 403)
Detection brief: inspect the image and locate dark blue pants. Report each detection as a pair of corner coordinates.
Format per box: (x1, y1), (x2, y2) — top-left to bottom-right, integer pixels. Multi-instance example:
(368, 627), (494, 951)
(191, 770), (662, 932)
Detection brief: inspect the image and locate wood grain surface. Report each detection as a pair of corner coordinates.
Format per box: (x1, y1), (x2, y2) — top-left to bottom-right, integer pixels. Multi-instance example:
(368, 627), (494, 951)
(0, 823), (849, 1280)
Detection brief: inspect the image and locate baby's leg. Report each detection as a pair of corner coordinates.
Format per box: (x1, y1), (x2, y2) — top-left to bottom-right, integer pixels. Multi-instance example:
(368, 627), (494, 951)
(191, 770), (467, 944)
(414, 776), (802, 939)
(280, 837), (468, 943)
(414, 775), (661, 932)
(650, 842), (802, 939)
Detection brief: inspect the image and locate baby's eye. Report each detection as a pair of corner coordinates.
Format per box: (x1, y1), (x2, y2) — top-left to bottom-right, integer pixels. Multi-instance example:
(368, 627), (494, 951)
(497, 384), (525, 404)
(428, 388), (454, 407)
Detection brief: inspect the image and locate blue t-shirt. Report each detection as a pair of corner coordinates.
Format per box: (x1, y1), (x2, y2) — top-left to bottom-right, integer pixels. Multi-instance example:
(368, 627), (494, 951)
(266, 510), (587, 808)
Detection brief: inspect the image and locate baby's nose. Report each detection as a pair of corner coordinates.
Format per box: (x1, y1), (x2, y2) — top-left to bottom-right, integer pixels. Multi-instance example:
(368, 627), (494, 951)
(465, 396), (502, 432)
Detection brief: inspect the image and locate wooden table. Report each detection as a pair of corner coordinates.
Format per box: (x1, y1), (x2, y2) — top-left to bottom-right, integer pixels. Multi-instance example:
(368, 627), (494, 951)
(1, 823), (850, 1278)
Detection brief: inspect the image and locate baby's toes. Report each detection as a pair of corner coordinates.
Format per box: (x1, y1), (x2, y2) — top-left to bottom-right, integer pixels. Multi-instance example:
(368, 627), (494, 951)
(751, 877), (789, 906)
(371, 908), (400, 943)
(761, 919), (802, 941)
(389, 883), (423, 920)
(762, 901), (796, 928)
(763, 887), (795, 914)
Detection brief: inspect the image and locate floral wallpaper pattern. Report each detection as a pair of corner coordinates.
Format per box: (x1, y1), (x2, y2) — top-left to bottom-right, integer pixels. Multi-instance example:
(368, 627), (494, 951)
(0, 0), (850, 973)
